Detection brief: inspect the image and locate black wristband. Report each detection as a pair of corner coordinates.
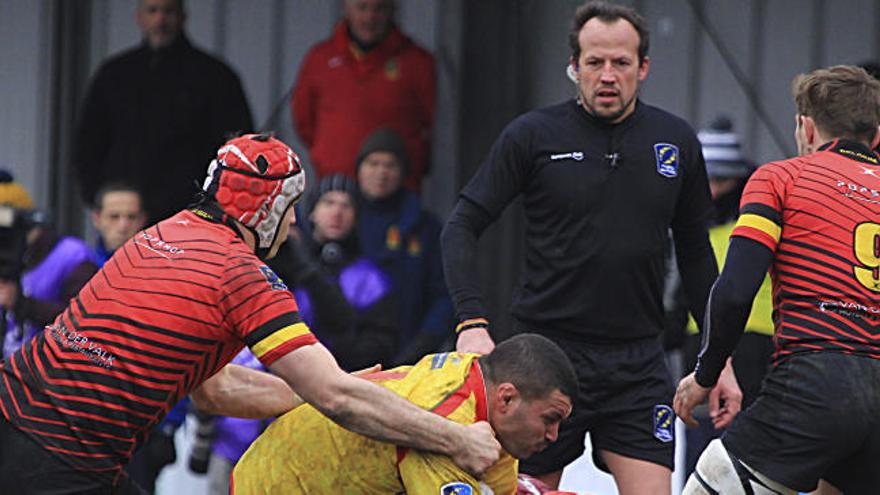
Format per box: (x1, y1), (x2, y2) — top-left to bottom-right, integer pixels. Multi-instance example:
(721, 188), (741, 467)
(455, 318), (489, 334)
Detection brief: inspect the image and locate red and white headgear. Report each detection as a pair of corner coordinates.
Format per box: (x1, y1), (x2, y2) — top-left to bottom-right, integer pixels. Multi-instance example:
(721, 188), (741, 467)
(202, 134), (306, 255)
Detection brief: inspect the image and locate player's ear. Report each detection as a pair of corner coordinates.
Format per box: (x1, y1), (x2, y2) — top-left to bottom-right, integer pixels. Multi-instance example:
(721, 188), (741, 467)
(802, 116), (817, 146)
(871, 126), (880, 150)
(496, 383), (520, 412)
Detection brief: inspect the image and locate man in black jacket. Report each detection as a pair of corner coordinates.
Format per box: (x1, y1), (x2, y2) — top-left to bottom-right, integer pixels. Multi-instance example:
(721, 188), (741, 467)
(441, 2), (741, 493)
(73, 0), (253, 225)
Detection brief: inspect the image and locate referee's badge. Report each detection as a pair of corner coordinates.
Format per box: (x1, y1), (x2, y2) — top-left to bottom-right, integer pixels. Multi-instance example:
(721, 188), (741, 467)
(654, 143), (679, 178)
(653, 405), (674, 443)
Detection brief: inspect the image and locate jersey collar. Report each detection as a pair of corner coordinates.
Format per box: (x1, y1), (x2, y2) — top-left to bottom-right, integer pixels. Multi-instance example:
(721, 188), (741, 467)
(817, 139), (880, 165)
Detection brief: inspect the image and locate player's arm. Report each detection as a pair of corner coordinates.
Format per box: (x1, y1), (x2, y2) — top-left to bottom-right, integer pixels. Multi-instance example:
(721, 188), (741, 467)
(190, 362), (383, 418)
(442, 123), (532, 355)
(694, 237), (773, 386)
(441, 197), (496, 354)
(191, 363), (304, 418)
(268, 342), (501, 478)
(675, 237), (772, 426)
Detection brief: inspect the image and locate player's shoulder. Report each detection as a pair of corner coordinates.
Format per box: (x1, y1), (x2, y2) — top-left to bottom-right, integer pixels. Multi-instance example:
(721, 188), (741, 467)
(156, 210), (256, 262)
(404, 352), (480, 405)
(638, 102), (699, 139)
(501, 101), (573, 139)
(753, 155), (808, 181)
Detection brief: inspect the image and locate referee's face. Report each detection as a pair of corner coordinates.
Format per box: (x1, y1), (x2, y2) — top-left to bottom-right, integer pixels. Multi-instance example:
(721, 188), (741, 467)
(573, 17), (648, 124)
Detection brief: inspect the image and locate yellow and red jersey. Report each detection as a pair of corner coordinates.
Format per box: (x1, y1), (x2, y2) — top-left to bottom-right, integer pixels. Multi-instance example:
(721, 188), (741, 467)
(232, 352), (517, 495)
(732, 140), (880, 361)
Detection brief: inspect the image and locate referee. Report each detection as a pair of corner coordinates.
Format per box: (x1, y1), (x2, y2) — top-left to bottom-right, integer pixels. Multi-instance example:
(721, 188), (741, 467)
(442, 2), (741, 493)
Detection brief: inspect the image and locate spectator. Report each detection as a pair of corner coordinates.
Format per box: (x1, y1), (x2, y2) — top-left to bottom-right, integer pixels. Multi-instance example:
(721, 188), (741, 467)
(269, 174), (399, 371)
(91, 182), (147, 266)
(73, 0), (253, 225)
(355, 128), (453, 365)
(291, 0), (435, 191)
(0, 172), (97, 358)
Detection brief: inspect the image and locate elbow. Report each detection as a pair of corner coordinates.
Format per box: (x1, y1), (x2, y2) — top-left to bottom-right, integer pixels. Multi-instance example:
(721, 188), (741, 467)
(311, 386), (354, 426)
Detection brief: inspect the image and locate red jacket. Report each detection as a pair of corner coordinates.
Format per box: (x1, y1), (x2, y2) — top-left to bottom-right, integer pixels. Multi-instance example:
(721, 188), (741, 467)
(291, 22), (435, 191)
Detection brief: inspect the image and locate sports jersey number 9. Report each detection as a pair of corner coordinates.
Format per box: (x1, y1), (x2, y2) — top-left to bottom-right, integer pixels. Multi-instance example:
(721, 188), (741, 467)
(854, 222), (880, 292)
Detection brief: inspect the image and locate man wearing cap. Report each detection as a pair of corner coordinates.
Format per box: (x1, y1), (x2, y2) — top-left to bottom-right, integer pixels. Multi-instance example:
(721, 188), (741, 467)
(355, 128), (454, 365)
(0, 134), (500, 494)
(270, 174), (399, 371)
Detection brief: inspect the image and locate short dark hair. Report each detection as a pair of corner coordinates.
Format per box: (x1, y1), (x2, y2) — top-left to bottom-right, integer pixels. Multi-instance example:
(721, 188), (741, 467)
(92, 182), (144, 211)
(569, 1), (649, 65)
(481, 333), (578, 402)
(792, 65), (880, 144)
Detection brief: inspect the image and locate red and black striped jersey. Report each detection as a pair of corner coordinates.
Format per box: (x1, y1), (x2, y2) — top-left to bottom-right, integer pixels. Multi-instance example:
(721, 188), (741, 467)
(0, 210), (317, 479)
(732, 140), (880, 361)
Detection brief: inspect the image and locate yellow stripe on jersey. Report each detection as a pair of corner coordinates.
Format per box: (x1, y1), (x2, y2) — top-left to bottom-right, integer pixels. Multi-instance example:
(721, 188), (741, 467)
(735, 213), (781, 243)
(251, 322), (311, 359)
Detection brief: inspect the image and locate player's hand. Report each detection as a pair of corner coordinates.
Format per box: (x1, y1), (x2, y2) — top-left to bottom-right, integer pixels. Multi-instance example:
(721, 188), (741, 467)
(451, 421), (501, 478)
(0, 279), (18, 309)
(708, 358), (742, 429)
(673, 372), (711, 428)
(456, 328), (495, 355)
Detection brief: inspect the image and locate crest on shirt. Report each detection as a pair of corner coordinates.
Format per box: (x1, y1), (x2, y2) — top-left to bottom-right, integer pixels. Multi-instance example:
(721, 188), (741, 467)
(385, 59), (400, 80)
(386, 225), (401, 251)
(407, 236), (422, 256)
(440, 482), (473, 495)
(654, 143), (679, 178)
(259, 265), (288, 291)
(653, 405), (674, 443)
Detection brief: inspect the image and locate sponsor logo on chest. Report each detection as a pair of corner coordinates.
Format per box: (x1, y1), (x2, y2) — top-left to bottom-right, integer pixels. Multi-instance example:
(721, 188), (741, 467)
(550, 151), (585, 162)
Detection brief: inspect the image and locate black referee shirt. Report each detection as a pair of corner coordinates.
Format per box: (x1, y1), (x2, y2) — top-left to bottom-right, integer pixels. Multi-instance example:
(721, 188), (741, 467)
(453, 99), (715, 342)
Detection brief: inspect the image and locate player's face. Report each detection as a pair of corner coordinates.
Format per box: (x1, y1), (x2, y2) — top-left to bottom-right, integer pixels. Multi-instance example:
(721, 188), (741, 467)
(136, 0), (185, 49)
(495, 388), (572, 459)
(311, 191), (356, 243)
(357, 151), (403, 200)
(345, 0), (394, 46)
(266, 206), (296, 259)
(92, 191), (146, 251)
(573, 18), (648, 123)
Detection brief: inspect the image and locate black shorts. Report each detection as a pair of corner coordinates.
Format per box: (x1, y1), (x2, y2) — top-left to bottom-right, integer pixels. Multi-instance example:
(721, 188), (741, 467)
(723, 352), (880, 493)
(0, 415), (147, 495)
(518, 332), (675, 475)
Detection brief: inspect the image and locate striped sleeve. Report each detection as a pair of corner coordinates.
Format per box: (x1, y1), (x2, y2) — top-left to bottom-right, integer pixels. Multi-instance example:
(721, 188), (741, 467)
(732, 163), (787, 252)
(221, 257), (317, 366)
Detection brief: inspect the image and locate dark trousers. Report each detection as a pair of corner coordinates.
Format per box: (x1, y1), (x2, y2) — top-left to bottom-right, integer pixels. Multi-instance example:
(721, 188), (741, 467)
(0, 416), (148, 495)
